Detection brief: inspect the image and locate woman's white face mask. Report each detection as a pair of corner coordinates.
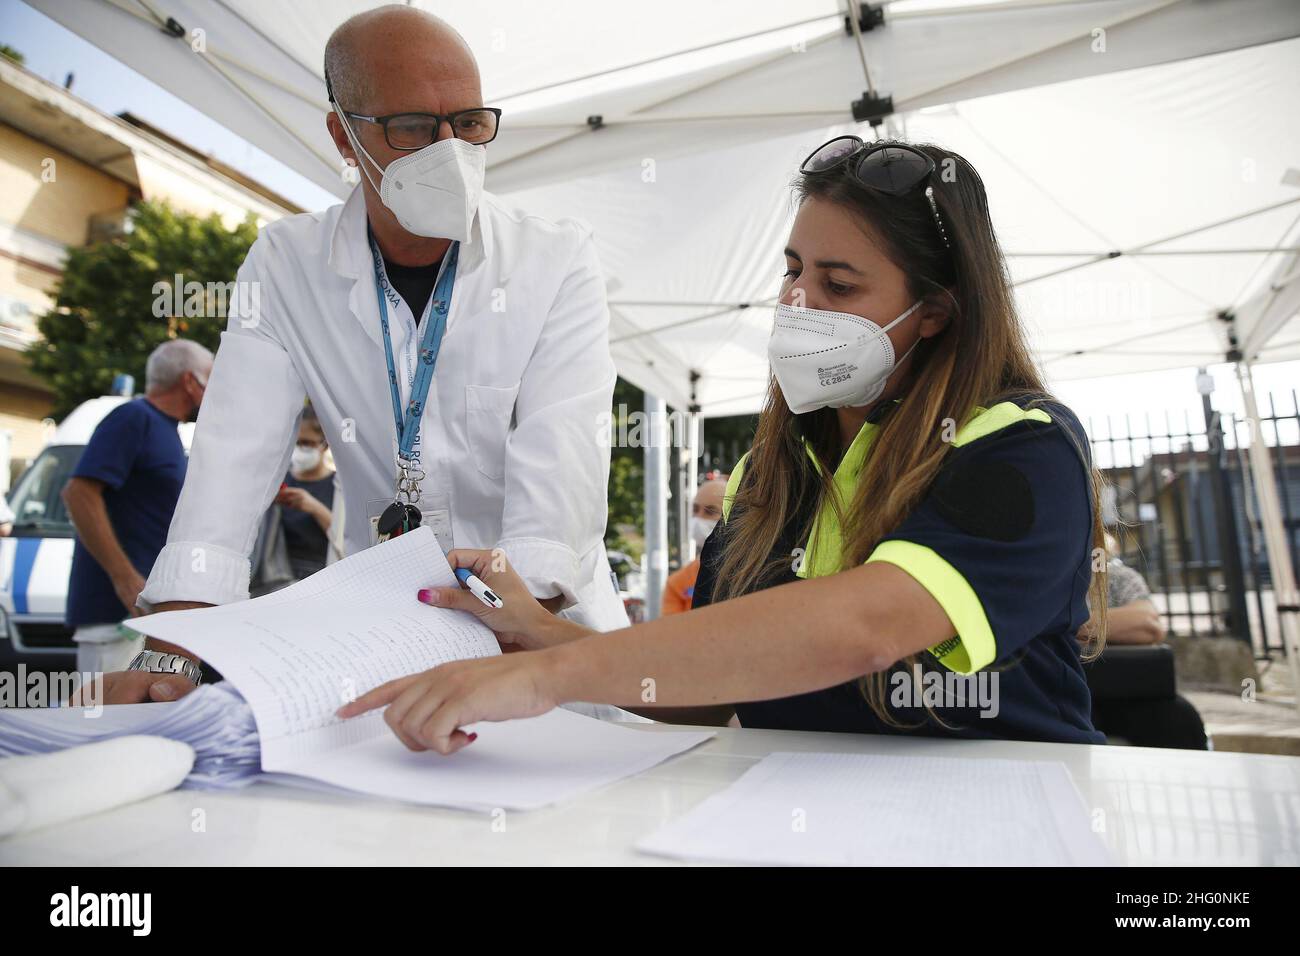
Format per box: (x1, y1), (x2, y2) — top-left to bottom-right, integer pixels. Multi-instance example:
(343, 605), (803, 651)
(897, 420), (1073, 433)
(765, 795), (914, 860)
(335, 104), (485, 242)
(291, 446), (324, 475)
(767, 299), (923, 415)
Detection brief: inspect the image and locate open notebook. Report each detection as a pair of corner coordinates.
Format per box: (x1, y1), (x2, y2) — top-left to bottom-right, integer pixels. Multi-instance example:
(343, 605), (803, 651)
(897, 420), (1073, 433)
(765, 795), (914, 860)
(2, 528), (710, 811)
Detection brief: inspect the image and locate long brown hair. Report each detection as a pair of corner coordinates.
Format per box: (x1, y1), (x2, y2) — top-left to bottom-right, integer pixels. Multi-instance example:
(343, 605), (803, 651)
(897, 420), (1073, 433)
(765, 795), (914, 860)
(714, 141), (1107, 724)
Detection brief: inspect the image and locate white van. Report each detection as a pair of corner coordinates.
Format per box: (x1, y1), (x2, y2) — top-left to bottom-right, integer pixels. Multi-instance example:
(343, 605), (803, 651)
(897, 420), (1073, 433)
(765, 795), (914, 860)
(0, 396), (193, 668)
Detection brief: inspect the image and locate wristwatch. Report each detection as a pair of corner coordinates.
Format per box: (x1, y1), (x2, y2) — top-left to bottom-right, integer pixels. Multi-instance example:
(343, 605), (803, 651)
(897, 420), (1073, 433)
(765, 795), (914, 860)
(126, 650), (204, 686)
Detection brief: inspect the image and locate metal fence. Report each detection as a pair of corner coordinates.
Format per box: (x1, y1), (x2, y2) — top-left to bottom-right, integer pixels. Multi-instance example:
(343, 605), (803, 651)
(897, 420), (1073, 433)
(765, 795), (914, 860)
(697, 390), (1300, 661)
(1090, 390), (1299, 659)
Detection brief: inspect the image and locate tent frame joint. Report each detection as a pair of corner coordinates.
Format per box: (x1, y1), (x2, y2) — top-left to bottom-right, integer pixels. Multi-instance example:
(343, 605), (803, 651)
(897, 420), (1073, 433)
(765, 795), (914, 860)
(843, 3), (886, 36)
(852, 91), (893, 126)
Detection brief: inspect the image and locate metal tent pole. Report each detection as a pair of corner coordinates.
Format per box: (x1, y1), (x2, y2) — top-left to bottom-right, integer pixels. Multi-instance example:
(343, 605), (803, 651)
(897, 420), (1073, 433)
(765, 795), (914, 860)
(1234, 358), (1300, 710)
(643, 393), (669, 620)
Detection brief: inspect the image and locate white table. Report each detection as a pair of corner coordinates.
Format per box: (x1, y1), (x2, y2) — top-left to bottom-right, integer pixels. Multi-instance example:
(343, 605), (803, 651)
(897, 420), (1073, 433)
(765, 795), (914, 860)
(3, 724), (1297, 865)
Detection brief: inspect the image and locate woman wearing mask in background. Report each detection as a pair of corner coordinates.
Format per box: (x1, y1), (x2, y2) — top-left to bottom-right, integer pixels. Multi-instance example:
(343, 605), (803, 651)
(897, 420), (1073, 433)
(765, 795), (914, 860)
(341, 138), (1110, 752)
(275, 405), (335, 580)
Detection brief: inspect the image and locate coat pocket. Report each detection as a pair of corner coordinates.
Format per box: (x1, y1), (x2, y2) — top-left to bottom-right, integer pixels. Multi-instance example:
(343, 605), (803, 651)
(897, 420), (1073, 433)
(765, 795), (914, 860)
(465, 383), (520, 480)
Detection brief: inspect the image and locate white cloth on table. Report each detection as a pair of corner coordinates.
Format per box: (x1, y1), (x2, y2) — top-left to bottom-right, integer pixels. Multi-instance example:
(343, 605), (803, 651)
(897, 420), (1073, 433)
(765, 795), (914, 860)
(0, 736), (193, 837)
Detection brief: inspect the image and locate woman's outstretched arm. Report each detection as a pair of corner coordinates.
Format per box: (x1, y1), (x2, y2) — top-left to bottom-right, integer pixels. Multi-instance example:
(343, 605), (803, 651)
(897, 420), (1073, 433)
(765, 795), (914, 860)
(340, 549), (956, 754)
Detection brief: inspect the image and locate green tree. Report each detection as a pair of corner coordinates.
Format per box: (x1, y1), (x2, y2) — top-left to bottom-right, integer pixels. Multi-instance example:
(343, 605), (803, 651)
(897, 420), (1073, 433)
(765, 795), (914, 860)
(606, 377), (645, 557)
(28, 201), (258, 419)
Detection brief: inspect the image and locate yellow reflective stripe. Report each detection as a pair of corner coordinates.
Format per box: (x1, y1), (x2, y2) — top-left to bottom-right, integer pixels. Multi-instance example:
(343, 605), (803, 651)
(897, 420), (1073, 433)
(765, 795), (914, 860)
(865, 539), (997, 674)
(798, 419), (882, 580)
(721, 452), (750, 523)
(952, 401), (1051, 447)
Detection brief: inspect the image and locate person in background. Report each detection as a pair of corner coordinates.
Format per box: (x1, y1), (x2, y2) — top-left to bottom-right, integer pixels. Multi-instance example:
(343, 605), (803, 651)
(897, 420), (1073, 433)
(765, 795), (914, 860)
(274, 404), (335, 580)
(661, 475), (728, 616)
(61, 339), (212, 674)
(1082, 535), (1208, 749)
(1091, 535), (1163, 645)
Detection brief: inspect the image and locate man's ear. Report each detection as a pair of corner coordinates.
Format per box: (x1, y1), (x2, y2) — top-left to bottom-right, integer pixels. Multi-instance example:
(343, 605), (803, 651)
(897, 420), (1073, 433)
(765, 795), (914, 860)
(325, 111), (357, 167)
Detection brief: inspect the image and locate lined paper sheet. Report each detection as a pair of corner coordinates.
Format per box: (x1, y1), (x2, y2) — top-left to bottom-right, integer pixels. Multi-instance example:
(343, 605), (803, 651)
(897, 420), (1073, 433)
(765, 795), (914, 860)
(127, 528), (712, 809)
(131, 527), (501, 763)
(638, 751), (1112, 866)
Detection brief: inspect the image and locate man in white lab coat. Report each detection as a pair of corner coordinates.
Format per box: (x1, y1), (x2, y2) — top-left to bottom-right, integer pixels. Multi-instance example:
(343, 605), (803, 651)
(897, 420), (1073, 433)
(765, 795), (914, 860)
(106, 6), (627, 702)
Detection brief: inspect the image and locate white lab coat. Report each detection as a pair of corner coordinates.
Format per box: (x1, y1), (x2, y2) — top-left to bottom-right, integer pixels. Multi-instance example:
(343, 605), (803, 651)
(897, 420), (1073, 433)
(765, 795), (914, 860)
(140, 186), (628, 633)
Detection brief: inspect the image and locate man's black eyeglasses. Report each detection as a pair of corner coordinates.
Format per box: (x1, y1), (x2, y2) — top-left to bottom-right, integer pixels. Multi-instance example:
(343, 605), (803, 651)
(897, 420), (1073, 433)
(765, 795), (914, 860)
(800, 136), (951, 249)
(342, 107), (503, 149)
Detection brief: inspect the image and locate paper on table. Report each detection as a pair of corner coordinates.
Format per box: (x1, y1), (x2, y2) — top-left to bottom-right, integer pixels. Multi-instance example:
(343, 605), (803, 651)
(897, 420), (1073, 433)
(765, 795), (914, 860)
(268, 709), (712, 811)
(130, 527), (500, 768)
(127, 527), (713, 809)
(637, 751), (1113, 866)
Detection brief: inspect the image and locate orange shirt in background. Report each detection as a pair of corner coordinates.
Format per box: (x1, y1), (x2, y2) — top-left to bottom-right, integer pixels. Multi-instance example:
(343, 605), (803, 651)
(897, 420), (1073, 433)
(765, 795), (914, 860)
(661, 559), (701, 616)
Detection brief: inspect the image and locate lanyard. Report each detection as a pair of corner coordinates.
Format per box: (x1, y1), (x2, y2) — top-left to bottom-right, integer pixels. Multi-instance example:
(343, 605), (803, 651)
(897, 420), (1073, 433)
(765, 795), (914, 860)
(370, 240), (460, 489)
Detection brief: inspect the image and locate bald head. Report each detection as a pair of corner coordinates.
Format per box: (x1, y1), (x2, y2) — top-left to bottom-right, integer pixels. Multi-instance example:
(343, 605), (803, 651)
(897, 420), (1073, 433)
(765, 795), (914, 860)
(325, 5), (480, 113)
(693, 478), (728, 521)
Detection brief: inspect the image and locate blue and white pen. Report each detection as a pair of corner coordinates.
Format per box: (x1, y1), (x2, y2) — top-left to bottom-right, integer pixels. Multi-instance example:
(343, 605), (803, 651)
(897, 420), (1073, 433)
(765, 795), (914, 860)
(454, 567), (505, 609)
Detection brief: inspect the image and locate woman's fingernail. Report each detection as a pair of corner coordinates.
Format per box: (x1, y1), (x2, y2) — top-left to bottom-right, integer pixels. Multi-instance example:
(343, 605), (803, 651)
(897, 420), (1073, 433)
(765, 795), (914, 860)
(466, 732), (478, 743)
(417, 588), (439, 605)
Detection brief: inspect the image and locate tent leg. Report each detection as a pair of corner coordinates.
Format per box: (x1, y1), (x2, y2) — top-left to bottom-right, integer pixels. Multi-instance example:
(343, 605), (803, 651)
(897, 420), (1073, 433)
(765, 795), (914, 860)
(676, 410), (701, 563)
(1234, 359), (1300, 711)
(643, 393), (669, 621)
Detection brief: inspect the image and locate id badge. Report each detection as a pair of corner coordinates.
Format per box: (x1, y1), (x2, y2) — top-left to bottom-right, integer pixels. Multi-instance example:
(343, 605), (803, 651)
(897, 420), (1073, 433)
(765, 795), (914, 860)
(365, 491), (453, 552)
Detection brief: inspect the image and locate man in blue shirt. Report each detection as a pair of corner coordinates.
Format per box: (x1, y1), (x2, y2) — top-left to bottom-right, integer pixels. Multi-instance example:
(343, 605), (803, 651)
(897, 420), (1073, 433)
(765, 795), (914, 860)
(61, 339), (212, 674)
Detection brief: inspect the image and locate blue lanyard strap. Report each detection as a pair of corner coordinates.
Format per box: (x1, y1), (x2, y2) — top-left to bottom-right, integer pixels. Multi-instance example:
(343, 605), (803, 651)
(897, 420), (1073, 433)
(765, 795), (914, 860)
(370, 240), (460, 464)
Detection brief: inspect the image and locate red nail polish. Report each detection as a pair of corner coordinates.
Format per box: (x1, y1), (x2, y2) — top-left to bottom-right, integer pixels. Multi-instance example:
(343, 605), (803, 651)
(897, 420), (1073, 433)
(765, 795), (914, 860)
(417, 588), (434, 604)
(466, 732), (478, 743)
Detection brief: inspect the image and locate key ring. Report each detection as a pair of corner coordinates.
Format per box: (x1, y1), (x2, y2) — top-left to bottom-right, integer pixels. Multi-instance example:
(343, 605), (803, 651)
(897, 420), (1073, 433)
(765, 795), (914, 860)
(395, 459), (425, 504)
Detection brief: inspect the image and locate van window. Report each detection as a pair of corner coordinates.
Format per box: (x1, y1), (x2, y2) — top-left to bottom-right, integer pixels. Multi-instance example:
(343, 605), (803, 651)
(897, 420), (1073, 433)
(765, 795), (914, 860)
(7, 446), (81, 537)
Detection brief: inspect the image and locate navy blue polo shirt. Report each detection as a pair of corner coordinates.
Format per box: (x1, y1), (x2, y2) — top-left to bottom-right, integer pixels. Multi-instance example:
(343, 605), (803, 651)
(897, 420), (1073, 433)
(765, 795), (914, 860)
(693, 394), (1104, 745)
(66, 398), (187, 627)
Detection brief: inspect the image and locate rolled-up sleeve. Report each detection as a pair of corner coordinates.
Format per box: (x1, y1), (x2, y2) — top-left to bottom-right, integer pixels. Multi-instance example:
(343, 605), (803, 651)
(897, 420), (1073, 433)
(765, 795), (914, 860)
(139, 239), (305, 608)
(497, 225), (616, 607)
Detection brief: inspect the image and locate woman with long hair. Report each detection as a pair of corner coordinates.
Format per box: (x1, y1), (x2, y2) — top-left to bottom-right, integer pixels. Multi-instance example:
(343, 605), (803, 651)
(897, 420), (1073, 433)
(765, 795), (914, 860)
(340, 137), (1109, 751)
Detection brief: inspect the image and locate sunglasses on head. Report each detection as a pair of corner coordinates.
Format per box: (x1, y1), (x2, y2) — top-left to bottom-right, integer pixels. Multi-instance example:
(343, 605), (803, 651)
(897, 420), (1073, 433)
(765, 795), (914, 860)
(800, 136), (951, 250)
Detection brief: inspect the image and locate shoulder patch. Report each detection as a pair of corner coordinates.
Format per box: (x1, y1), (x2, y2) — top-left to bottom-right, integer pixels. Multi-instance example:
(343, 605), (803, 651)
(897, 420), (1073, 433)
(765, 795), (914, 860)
(932, 457), (1035, 542)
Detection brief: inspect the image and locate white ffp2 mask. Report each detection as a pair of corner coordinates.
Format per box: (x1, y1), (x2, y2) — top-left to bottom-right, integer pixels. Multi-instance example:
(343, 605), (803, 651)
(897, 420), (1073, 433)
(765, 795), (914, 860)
(290, 446), (323, 475)
(689, 516), (718, 550)
(767, 299), (923, 415)
(336, 105), (486, 242)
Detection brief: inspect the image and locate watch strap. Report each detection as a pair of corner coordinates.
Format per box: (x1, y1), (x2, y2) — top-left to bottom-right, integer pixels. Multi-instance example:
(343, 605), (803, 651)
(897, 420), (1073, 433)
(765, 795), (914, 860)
(126, 649), (203, 686)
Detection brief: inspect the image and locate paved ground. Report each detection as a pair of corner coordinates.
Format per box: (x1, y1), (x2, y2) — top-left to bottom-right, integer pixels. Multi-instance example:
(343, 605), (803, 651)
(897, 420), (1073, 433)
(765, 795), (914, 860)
(1186, 661), (1300, 755)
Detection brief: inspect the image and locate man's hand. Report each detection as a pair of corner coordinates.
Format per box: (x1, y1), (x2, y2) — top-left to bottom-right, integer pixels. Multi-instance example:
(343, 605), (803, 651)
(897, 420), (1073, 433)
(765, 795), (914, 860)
(69, 602), (212, 705)
(68, 670), (198, 706)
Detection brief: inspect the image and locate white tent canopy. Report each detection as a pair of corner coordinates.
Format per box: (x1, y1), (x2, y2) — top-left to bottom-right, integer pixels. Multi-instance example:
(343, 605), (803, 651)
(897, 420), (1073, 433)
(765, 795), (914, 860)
(28, 0), (1300, 415)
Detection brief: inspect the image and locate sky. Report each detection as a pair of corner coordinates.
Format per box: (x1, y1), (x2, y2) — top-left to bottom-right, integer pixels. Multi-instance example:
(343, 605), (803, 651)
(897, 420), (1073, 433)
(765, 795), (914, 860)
(0, 0), (338, 210)
(2, 0), (1297, 436)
